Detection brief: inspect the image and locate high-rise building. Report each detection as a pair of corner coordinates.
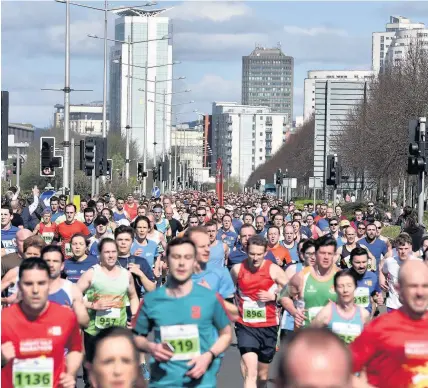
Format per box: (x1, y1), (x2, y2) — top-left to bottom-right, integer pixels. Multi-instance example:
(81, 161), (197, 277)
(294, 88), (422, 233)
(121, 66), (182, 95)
(211, 102), (290, 186)
(303, 70), (374, 120)
(372, 16), (427, 73)
(242, 45), (293, 120)
(109, 8), (173, 160)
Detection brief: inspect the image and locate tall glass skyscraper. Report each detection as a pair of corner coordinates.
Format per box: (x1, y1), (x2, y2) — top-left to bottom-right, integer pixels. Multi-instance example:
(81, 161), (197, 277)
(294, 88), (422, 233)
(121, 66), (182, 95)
(242, 45), (293, 121)
(109, 8), (172, 161)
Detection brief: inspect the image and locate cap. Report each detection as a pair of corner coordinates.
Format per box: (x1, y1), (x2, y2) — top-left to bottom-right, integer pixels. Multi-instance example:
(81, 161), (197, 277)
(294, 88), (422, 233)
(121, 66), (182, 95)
(225, 205), (233, 211)
(340, 219), (351, 228)
(94, 215), (109, 226)
(42, 208), (52, 215)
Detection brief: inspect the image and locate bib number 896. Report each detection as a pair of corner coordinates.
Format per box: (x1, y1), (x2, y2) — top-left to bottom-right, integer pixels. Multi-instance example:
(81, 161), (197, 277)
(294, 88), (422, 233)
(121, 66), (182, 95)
(14, 372), (52, 387)
(244, 310), (265, 319)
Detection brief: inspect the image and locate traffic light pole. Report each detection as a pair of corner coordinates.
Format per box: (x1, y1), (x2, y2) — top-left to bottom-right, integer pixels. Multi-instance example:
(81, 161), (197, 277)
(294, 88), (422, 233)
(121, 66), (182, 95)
(91, 145), (96, 198)
(16, 148), (20, 187)
(418, 117), (426, 225)
(70, 138), (75, 203)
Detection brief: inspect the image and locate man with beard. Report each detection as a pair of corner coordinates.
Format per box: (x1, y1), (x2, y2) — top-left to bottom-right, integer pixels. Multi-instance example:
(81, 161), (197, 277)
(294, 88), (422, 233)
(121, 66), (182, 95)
(358, 223), (389, 273)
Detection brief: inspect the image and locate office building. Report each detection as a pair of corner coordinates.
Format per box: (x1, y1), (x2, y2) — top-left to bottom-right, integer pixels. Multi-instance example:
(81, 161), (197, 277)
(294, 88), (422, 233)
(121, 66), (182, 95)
(372, 16), (427, 73)
(54, 102), (110, 135)
(242, 45), (294, 119)
(211, 102), (290, 186)
(109, 8), (173, 160)
(303, 70), (374, 120)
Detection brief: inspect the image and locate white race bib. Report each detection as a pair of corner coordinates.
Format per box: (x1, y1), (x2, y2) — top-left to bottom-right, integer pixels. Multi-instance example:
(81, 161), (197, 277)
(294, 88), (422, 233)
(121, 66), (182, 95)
(95, 308), (121, 329)
(64, 243), (72, 257)
(354, 287), (370, 308)
(160, 324), (200, 361)
(242, 300), (267, 323)
(41, 232), (54, 244)
(331, 322), (362, 344)
(308, 306), (323, 322)
(13, 357), (53, 388)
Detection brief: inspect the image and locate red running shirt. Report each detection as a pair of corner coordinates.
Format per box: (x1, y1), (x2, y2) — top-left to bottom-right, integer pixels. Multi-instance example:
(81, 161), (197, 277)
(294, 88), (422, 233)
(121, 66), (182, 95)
(56, 221), (90, 259)
(236, 259), (278, 328)
(1, 302), (83, 388)
(350, 309), (428, 388)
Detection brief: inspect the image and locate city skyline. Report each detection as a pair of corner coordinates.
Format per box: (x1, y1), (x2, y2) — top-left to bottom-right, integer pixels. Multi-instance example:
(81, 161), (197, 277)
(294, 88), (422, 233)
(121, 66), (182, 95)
(2, 1), (428, 129)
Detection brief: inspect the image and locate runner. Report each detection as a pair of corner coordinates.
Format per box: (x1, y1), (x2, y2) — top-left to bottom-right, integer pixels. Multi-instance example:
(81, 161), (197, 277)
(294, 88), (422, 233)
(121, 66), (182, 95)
(283, 236), (339, 328)
(231, 235), (288, 388)
(205, 220), (229, 270)
(1, 228), (32, 278)
(1, 258), (83, 388)
(63, 233), (98, 283)
(1, 205), (19, 254)
(281, 225), (299, 263)
(77, 238), (140, 387)
(41, 245), (90, 327)
(267, 226), (292, 268)
(83, 207), (96, 235)
(133, 237), (233, 387)
(153, 204), (172, 240)
(124, 194), (138, 221)
(85, 327), (141, 388)
(311, 269), (369, 344)
(255, 215), (267, 238)
(358, 223), (389, 272)
(217, 214), (238, 251)
(33, 209), (57, 244)
(88, 215), (113, 256)
(351, 260), (428, 388)
(113, 197), (130, 222)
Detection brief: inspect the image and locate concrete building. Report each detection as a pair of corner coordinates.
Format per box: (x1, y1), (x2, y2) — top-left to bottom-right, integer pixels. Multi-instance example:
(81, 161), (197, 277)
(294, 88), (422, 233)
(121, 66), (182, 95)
(313, 80), (369, 194)
(303, 70), (374, 120)
(211, 102), (290, 186)
(372, 16), (427, 73)
(109, 8), (173, 160)
(54, 103), (110, 135)
(242, 45), (293, 119)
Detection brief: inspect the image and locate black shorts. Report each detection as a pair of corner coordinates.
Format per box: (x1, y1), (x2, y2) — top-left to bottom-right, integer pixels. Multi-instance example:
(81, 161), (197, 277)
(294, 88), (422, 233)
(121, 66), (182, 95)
(235, 323), (278, 364)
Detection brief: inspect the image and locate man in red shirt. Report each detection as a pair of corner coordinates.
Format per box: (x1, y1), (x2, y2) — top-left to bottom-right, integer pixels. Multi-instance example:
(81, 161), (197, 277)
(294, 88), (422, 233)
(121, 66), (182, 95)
(124, 194), (137, 221)
(1, 257), (83, 388)
(56, 204), (90, 259)
(351, 260), (428, 388)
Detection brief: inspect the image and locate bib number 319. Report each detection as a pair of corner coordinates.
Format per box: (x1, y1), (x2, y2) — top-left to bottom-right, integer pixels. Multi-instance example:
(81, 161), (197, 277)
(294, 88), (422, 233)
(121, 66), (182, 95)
(160, 324), (201, 361)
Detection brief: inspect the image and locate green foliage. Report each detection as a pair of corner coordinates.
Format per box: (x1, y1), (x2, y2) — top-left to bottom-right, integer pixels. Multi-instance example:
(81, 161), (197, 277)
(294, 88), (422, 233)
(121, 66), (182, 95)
(381, 226), (400, 240)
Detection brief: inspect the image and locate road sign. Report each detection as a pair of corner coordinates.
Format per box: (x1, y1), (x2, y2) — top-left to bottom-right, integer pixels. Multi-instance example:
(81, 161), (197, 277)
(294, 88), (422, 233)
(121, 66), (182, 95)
(40, 190), (56, 207)
(309, 176), (323, 189)
(283, 178), (297, 188)
(152, 186), (161, 198)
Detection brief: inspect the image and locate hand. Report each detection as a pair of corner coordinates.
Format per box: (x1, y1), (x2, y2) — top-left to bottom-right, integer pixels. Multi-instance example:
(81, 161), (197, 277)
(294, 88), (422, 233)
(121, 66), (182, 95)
(276, 257), (283, 266)
(257, 290), (275, 302)
(198, 279), (211, 289)
(380, 279), (388, 292)
(134, 249), (143, 256)
(128, 263), (142, 276)
(374, 292), (384, 305)
(149, 342), (174, 362)
(186, 352), (213, 379)
(59, 372), (75, 388)
(221, 234), (226, 240)
(1, 342), (15, 366)
(293, 309), (307, 328)
(92, 300), (117, 311)
(32, 186), (40, 197)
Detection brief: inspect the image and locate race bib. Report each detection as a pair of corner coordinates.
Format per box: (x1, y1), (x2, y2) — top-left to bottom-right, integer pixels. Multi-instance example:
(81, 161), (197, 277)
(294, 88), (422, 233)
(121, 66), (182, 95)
(160, 324), (200, 361)
(331, 322), (362, 344)
(308, 306), (323, 322)
(13, 357), (53, 388)
(95, 308), (121, 329)
(243, 300), (267, 323)
(41, 232), (54, 245)
(354, 287), (370, 308)
(64, 243), (72, 257)
(3, 239), (17, 255)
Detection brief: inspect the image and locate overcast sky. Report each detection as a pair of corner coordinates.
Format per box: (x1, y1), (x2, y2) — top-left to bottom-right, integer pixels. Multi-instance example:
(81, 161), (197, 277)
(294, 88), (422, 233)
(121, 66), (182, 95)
(2, 1), (428, 128)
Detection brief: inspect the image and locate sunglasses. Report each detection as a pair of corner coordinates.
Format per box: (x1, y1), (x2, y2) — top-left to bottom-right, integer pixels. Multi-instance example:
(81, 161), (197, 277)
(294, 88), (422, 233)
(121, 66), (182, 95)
(358, 227), (366, 230)
(197, 213), (206, 216)
(368, 205), (374, 207)
(330, 223), (338, 226)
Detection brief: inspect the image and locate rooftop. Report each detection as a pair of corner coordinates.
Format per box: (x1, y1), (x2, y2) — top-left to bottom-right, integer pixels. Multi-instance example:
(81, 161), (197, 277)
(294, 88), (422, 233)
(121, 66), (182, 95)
(112, 8), (169, 17)
(247, 45), (287, 57)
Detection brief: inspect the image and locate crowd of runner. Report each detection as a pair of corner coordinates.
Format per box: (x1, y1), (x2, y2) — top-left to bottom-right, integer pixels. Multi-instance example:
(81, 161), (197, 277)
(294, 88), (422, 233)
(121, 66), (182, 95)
(1, 187), (428, 388)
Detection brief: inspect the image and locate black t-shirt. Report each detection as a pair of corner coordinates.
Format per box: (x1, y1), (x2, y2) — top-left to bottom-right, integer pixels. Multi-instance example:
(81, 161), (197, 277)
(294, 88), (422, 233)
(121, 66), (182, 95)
(11, 213), (24, 228)
(117, 255), (155, 298)
(168, 218), (183, 237)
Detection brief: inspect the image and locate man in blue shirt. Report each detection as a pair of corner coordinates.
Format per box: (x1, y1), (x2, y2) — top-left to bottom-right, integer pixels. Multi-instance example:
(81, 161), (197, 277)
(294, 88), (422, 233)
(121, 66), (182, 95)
(228, 224), (276, 270)
(83, 208), (96, 235)
(358, 223), (389, 272)
(232, 209), (243, 235)
(217, 214), (238, 251)
(133, 237), (232, 388)
(255, 215), (267, 238)
(1, 206), (19, 254)
(349, 246), (383, 316)
(48, 196), (64, 223)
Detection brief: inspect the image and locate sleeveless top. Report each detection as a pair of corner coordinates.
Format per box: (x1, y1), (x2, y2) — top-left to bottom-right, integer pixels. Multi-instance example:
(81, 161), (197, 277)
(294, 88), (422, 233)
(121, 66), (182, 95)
(48, 280), (73, 307)
(207, 242), (225, 270)
(340, 243), (360, 268)
(281, 262), (303, 330)
(327, 302), (364, 344)
(301, 266), (337, 326)
(85, 264), (129, 335)
(310, 225), (319, 240)
(39, 223), (56, 244)
(236, 260), (278, 328)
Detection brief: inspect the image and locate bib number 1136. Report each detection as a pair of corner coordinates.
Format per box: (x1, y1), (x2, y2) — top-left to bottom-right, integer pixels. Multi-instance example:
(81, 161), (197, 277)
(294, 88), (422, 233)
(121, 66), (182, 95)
(13, 358), (53, 388)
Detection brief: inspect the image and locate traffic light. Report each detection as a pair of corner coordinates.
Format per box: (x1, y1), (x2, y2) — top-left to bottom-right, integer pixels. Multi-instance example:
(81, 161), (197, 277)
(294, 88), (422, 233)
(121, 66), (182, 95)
(82, 139), (95, 176)
(408, 119), (425, 175)
(12, 158), (22, 175)
(256, 180), (261, 190)
(106, 159), (112, 181)
(95, 137), (108, 178)
(326, 154), (341, 186)
(153, 166), (158, 181)
(40, 137), (62, 177)
(276, 169), (282, 186)
(137, 162), (144, 181)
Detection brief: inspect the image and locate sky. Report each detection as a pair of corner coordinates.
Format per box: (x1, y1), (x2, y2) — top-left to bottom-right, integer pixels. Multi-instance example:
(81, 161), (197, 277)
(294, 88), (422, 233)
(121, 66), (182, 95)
(2, 0), (428, 128)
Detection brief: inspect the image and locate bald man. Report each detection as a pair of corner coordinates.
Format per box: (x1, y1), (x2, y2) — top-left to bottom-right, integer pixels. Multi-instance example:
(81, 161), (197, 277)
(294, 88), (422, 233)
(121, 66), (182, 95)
(1, 229), (32, 278)
(351, 260), (428, 388)
(276, 327), (352, 388)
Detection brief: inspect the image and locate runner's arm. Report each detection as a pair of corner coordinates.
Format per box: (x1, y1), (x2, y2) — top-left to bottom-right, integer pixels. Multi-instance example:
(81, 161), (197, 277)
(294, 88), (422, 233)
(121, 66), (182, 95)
(229, 264), (240, 285)
(71, 284), (90, 328)
(66, 351), (83, 379)
(223, 243), (230, 266)
(1, 268), (17, 293)
(33, 223), (41, 235)
(271, 263), (289, 289)
(127, 273), (140, 318)
(76, 268), (94, 294)
(310, 303), (331, 328)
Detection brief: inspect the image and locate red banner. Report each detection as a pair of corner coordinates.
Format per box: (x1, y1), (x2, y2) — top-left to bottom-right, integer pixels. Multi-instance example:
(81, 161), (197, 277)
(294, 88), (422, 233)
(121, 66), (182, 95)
(216, 158), (224, 206)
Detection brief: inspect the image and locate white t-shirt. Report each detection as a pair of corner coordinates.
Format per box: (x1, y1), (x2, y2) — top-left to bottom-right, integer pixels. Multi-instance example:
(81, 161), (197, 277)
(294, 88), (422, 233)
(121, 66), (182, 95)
(382, 255), (422, 309)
